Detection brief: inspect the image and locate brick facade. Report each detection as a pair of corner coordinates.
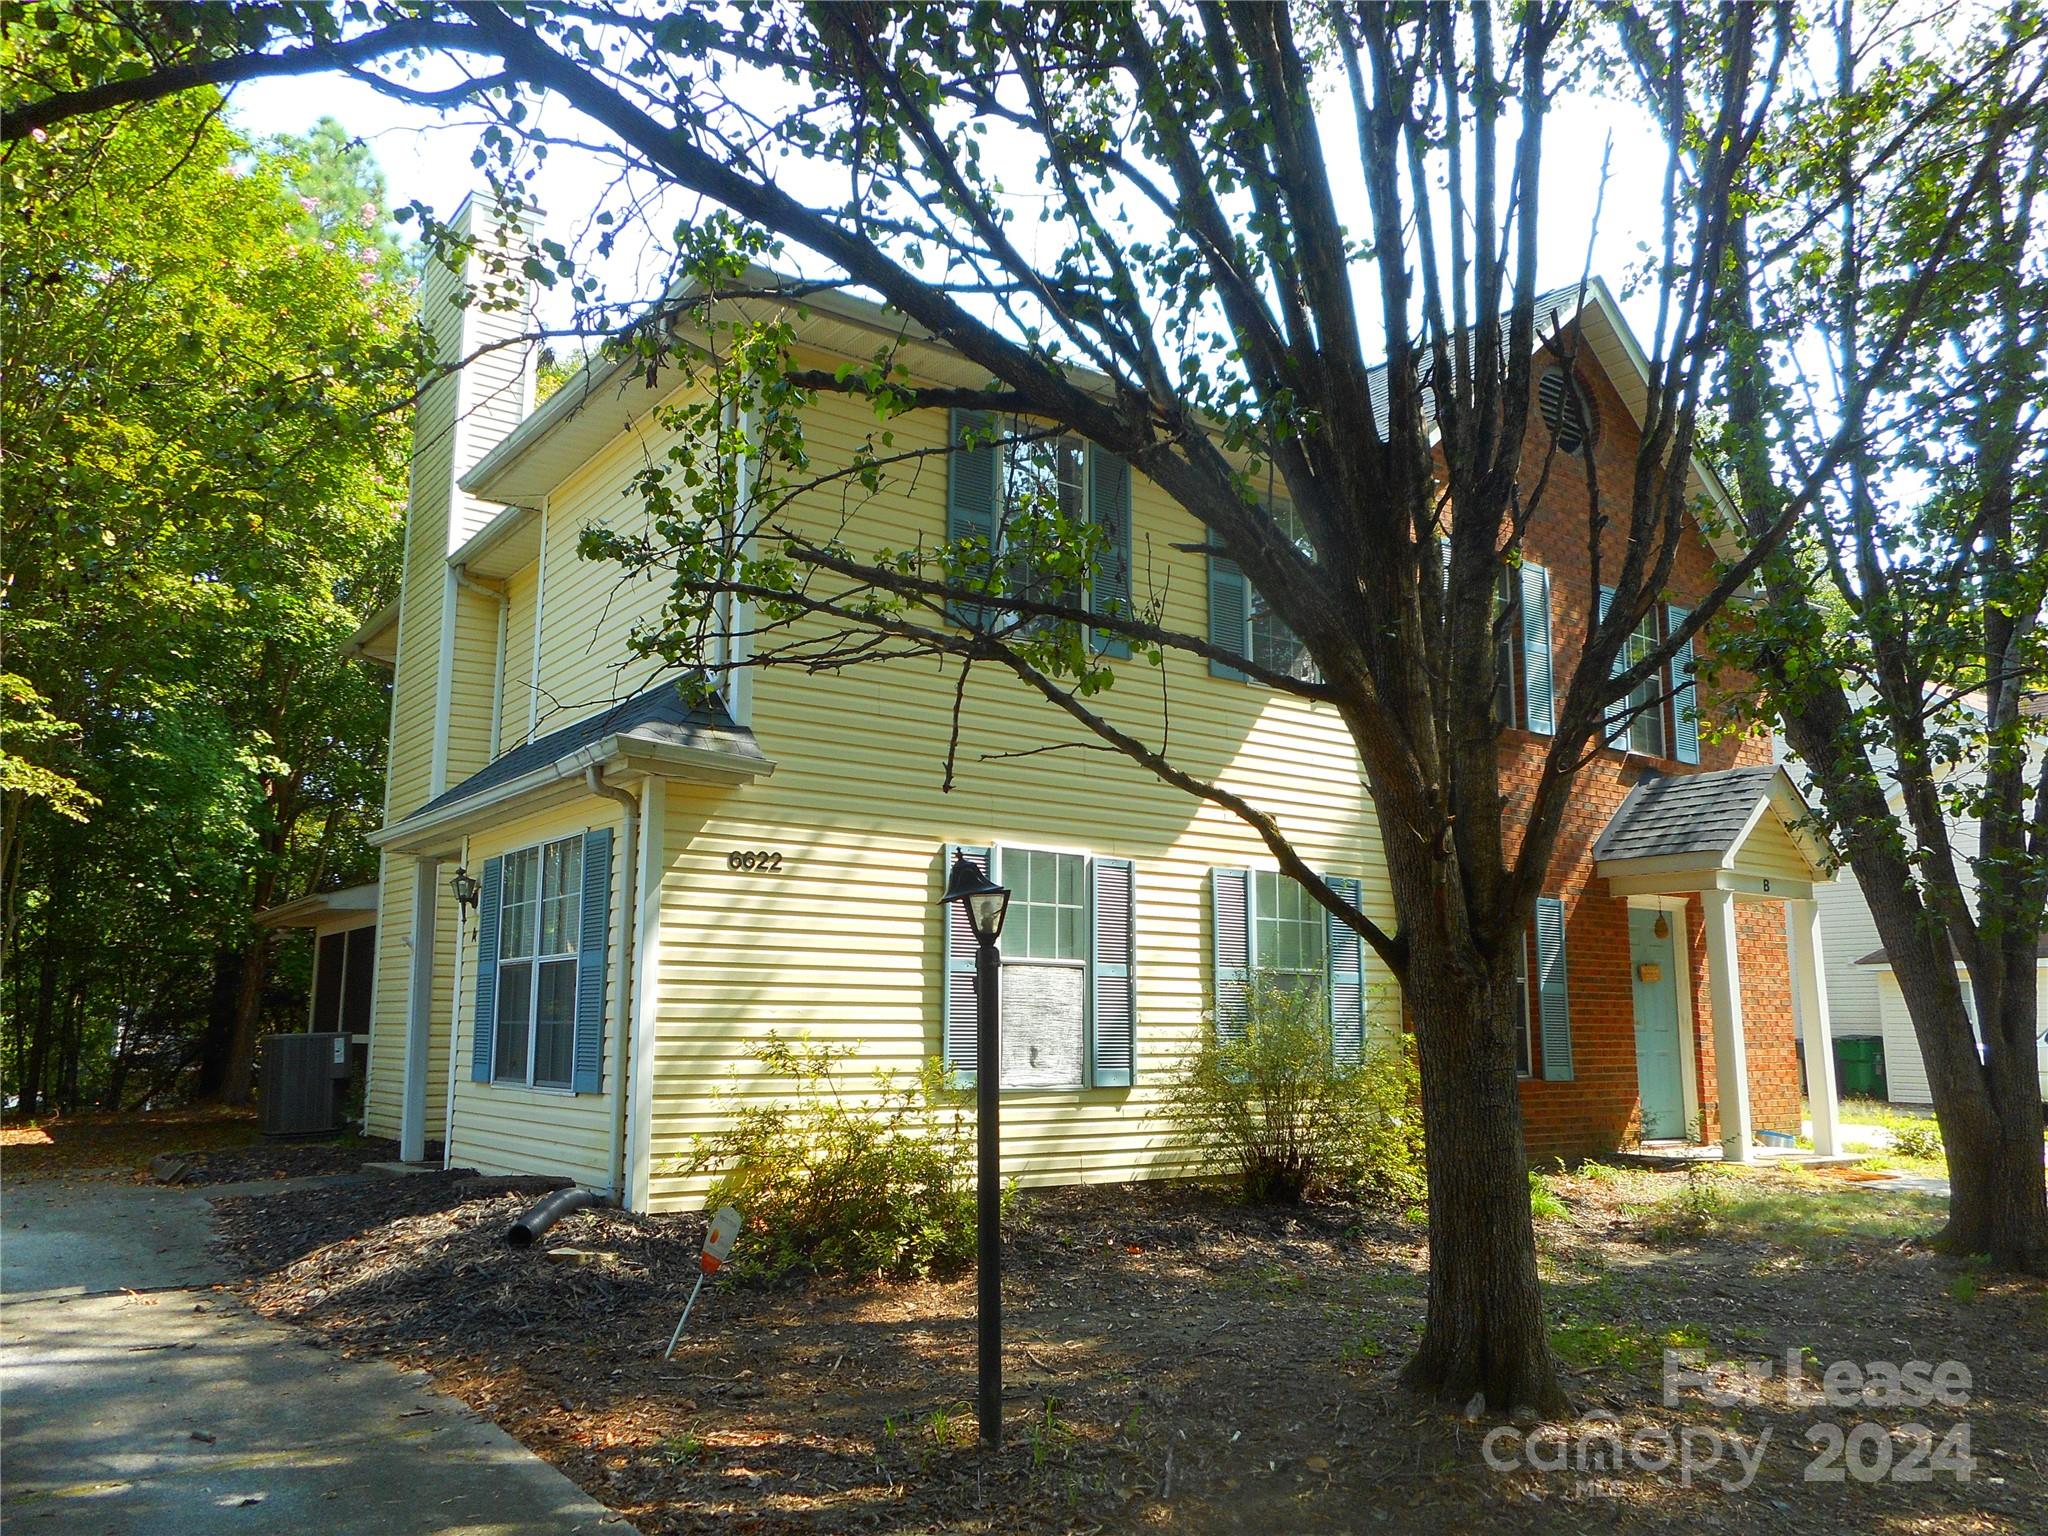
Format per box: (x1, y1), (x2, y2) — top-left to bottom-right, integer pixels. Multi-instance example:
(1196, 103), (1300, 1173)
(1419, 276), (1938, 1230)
(1494, 339), (1803, 1160)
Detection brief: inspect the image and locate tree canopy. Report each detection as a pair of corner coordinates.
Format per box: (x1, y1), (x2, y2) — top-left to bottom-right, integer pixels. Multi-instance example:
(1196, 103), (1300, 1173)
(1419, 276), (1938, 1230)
(1, 69), (421, 1111)
(1715, 3), (2048, 1267)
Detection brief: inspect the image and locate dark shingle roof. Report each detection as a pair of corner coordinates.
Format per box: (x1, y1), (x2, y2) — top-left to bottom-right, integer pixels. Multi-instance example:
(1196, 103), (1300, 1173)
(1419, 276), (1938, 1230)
(1593, 765), (1785, 863)
(399, 679), (766, 825)
(1856, 935), (2048, 967)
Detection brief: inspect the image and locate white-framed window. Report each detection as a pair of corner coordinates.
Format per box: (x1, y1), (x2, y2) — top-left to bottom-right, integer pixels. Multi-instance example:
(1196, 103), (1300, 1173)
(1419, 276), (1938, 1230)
(997, 846), (1089, 1090)
(1252, 868), (1328, 986)
(1246, 501), (1322, 682)
(493, 835), (582, 1089)
(1622, 605), (1666, 757)
(1000, 434), (1085, 622)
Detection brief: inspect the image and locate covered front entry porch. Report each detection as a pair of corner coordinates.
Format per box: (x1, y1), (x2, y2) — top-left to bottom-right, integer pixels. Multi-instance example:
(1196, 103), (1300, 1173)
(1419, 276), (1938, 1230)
(1594, 764), (1843, 1164)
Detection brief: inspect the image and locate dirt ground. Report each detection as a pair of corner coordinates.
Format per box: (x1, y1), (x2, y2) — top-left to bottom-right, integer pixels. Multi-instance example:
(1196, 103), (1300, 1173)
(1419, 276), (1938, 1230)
(1, 1106), (397, 1184)
(209, 1163), (2048, 1535)
(2, 1107), (264, 1181)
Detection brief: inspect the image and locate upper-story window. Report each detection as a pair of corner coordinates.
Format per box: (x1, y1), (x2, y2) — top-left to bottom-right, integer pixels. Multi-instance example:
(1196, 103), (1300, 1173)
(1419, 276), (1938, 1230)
(1003, 435), (1085, 616)
(1620, 605), (1666, 757)
(1247, 502), (1321, 683)
(1599, 593), (1701, 765)
(947, 412), (1132, 654)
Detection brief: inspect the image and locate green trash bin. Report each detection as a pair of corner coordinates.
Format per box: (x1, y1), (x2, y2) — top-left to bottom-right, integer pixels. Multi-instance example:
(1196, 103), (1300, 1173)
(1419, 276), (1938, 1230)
(1833, 1036), (1886, 1099)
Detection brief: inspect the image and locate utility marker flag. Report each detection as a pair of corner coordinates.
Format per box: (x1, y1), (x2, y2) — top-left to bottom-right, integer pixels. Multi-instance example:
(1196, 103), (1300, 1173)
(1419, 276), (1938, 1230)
(664, 1206), (745, 1359)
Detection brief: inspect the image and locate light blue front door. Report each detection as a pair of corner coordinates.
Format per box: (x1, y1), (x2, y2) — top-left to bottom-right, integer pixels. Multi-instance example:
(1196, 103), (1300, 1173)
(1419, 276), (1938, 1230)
(1629, 908), (1687, 1140)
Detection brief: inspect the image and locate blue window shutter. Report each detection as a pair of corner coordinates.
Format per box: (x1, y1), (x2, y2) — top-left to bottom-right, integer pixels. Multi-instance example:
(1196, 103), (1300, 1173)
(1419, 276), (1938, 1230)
(1088, 446), (1133, 658)
(1598, 586), (1627, 746)
(470, 856), (503, 1083)
(1324, 875), (1365, 1066)
(947, 410), (1000, 627)
(1534, 895), (1573, 1081)
(1520, 562), (1555, 735)
(1089, 857), (1135, 1086)
(942, 844), (991, 1083)
(1211, 867), (1250, 1042)
(1667, 603), (1699, 763)
(1208, 554), (1248, 680)
(572, 827), (612, 1094)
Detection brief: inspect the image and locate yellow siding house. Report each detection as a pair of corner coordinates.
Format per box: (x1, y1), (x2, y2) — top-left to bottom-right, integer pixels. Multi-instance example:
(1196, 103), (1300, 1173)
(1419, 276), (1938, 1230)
(356, 197), (1392, 1211)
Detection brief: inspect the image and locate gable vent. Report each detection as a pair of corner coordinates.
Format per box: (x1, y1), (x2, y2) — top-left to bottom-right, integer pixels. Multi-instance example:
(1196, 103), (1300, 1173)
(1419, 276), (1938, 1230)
(1538, 368), (1593, 455)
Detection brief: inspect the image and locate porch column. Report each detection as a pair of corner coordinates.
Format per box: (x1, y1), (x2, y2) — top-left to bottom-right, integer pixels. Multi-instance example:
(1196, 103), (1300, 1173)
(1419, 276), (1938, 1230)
(1789, 897), (1841, 1156)
(1702, 887), (1754, 1163)
(400, 855), (440, 1164)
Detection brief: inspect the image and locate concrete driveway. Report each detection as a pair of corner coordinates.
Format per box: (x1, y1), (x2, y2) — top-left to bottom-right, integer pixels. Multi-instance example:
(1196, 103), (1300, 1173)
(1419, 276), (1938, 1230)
(2, 1178), (617, 1535)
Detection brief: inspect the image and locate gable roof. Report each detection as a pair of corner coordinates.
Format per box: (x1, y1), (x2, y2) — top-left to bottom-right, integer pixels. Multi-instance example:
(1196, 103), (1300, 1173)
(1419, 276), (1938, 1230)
(1594, 765), (1788, 863)
(372, 679), (773, 855)
(1592, 763), (1836, 890)
(456, 272), (1742, 566)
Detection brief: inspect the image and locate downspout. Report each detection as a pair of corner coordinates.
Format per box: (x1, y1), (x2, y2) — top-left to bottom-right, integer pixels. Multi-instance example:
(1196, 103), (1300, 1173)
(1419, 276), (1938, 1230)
(442, 834), (468, 1168)
(454, 568), (509, 759)
(585, 766), (640, 1201)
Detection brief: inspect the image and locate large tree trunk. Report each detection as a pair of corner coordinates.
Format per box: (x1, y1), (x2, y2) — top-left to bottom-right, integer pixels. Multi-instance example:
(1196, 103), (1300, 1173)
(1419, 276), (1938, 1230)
(1781, 699), (2048, 1271)
(1398, 940), (1565, 1415)
(191, 949), (244, 1100)
(17, 944), (57, 1117)
(55, 982), (82, 1111)
(1848, 856), (2048, 1268)
(1942, 957), (2048, 1269)
(217, 930), (273, 1106)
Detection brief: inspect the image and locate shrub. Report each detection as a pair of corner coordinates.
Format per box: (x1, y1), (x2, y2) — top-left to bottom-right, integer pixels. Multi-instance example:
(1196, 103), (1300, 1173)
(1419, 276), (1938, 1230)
(1891, 1119), (1943, 1162)
(681, 1034), (992, 1280)
(1172, 969), (1424, 1205)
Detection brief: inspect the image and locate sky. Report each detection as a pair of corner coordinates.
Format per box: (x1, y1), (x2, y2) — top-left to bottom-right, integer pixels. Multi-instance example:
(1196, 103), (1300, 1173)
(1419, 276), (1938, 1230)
(227, 56), (1684, 355)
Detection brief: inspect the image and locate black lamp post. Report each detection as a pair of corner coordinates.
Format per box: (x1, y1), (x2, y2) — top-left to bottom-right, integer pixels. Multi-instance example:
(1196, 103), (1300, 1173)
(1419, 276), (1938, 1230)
(939, 850), (1010, 1446)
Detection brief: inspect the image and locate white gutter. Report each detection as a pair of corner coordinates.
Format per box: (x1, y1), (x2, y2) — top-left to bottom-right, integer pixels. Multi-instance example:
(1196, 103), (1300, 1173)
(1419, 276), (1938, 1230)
(584, 766), (640, 1202)
(368, 730), (772, 856)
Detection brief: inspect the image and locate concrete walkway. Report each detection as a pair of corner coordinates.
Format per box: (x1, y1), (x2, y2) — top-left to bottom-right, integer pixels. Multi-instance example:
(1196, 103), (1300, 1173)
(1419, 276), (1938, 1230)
(2, 1179), (617, 1534)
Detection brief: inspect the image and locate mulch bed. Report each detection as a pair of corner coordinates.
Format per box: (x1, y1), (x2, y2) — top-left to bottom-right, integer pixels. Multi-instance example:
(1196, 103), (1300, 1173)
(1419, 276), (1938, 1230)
(213, 1170), (2048, 1535)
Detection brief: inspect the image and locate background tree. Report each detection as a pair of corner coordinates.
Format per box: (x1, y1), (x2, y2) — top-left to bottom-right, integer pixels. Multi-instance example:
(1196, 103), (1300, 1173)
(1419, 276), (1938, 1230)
(1, 66), (419, 1111)
(264, 113), (420, 279)
(1717, 2), (2048, 1268)
(3, 0), (2019, 1410)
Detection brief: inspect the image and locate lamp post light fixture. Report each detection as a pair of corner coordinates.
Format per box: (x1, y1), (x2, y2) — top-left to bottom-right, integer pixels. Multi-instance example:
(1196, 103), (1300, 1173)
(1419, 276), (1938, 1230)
(449, 866), (481, 915)
(938, 850), (1010, 1446)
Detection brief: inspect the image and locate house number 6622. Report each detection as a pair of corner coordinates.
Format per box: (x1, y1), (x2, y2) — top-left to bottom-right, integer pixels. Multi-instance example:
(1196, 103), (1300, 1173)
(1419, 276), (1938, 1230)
(727, 850), (784, 872)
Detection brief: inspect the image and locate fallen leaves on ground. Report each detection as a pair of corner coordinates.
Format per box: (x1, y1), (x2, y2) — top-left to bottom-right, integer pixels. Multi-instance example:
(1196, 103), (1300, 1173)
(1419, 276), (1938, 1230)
(211, 1167), (2048, 1536)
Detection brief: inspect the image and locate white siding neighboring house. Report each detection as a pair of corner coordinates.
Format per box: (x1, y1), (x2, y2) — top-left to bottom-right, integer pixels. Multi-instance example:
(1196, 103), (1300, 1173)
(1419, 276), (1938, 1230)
(1777, 701), (2046, 1107)
(1854, 940), (2048, 1107)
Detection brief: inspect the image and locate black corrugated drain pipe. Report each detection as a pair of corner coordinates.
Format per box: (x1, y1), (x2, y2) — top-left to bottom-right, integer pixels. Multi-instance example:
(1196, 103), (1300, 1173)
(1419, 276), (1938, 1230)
(505, 1187), (607, 1247)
